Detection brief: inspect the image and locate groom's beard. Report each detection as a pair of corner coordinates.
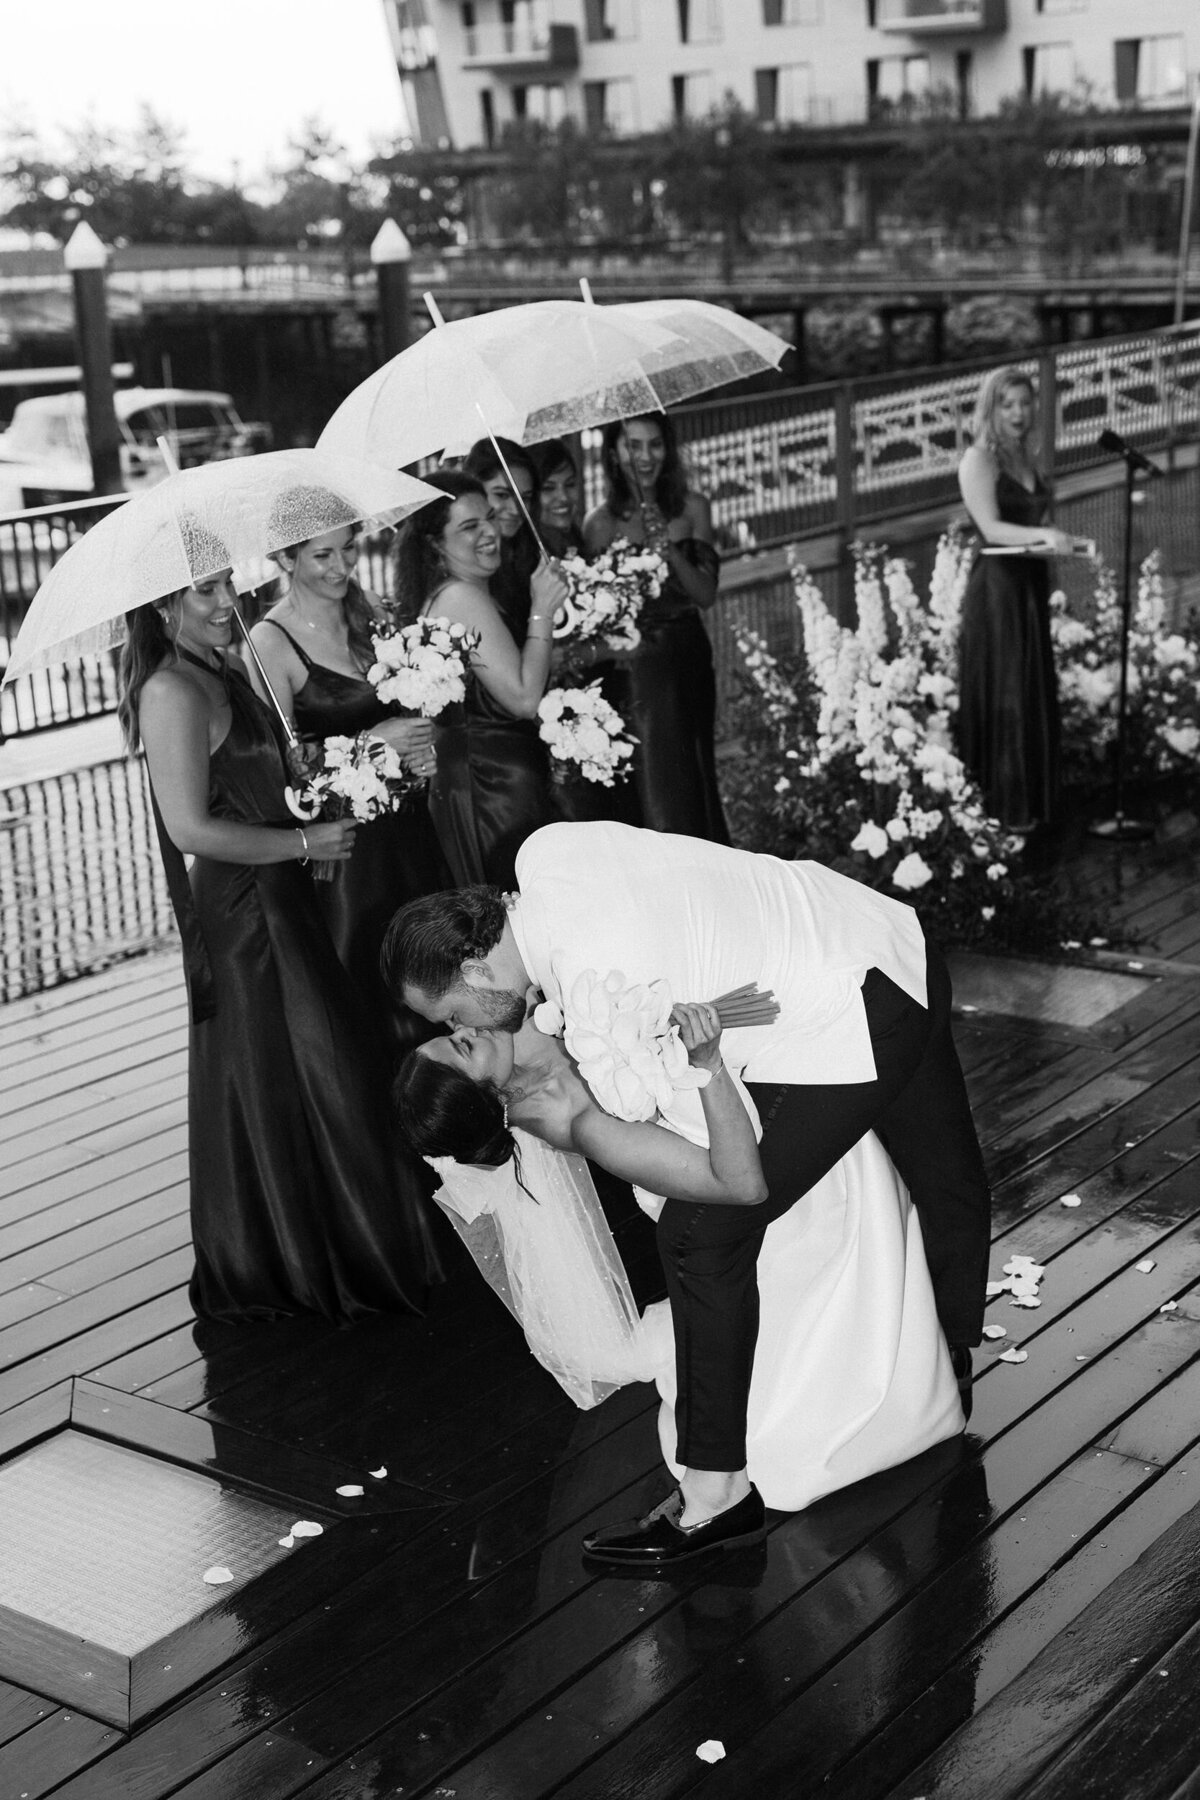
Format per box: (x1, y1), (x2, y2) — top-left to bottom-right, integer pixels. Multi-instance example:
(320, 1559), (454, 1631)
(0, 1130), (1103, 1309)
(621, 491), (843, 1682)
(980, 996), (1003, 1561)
(468, 986), (528, 1032)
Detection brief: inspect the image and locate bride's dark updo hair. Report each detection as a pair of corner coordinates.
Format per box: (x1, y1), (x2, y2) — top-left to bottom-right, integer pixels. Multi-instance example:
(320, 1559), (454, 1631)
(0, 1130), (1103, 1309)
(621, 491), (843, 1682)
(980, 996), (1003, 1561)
(392, 1049), (514, 1168)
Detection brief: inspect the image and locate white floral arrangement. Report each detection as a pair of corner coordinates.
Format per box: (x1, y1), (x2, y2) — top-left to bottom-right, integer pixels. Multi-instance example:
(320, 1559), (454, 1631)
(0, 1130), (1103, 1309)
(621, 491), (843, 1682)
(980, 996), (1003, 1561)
(555, 539), (668, 653)
(537, 681), (636, 787)
(534, 970), (709, 1124)
(733, 532), (1023, 940)
(367, 616), (480, 716)
(1051, 549), (1200, 780)
(286, 732), (414, 877)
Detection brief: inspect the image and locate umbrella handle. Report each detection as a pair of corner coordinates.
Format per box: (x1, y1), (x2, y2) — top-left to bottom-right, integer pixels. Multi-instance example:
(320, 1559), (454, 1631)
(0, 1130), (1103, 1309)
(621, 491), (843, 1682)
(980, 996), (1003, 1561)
(231, 608), (301, 751)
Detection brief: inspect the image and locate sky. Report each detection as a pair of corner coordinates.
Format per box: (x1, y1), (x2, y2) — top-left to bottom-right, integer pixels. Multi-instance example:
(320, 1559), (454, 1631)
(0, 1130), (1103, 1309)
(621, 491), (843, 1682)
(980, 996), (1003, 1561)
(2, 0), (408, 185)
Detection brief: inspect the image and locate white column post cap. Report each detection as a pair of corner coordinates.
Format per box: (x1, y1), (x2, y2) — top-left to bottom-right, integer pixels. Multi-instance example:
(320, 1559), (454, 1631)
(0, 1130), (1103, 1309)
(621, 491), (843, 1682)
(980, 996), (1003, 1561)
(63, 220), (109, 270)
(371, 220), (413, 265)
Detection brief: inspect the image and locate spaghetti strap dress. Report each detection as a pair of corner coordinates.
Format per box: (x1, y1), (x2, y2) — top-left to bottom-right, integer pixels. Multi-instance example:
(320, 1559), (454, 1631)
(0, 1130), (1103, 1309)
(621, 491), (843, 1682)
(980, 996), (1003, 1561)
(261, 622), (453, 1040)
(958, 469), (1061, 828)
(150, 656), (442, 1323)
(423, 586), (558, 890)
(626, 537), (729, 842)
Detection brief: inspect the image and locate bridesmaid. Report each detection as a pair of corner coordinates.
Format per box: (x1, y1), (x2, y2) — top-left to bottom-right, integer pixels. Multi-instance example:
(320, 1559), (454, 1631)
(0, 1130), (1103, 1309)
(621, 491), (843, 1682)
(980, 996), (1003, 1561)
(248, 506), (453, 1047)
(117, 570), (443, 1323)
(532, 437), (586, 557)
(534, 436), (642, 829)
(391, 470), (567, 889)
(463, 435), (541, 641)
(584, 413), (729, 842)
(957, 366), (1072, 831)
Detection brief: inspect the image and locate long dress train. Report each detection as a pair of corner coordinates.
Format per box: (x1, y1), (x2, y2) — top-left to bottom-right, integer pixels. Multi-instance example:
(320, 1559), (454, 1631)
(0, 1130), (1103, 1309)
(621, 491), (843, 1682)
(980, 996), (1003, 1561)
(429, 1129), (962, 1513)
(152, 659), (442, 1322)
(958, 469), (1061, 827)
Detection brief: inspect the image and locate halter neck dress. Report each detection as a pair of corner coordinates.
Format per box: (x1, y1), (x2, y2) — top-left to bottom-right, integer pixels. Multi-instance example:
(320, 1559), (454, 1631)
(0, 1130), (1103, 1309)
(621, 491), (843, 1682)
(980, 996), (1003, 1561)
(148, 654), (442, 1322)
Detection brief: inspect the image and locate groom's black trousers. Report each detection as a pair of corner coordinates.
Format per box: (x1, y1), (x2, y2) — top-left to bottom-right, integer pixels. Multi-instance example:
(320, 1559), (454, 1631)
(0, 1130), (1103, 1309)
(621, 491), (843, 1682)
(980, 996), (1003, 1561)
(655, 941), (991, 1472)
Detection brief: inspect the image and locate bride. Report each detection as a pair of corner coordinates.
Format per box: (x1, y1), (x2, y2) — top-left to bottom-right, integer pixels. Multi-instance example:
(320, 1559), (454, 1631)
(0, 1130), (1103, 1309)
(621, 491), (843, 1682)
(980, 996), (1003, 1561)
(393, 1004), (963, 1519)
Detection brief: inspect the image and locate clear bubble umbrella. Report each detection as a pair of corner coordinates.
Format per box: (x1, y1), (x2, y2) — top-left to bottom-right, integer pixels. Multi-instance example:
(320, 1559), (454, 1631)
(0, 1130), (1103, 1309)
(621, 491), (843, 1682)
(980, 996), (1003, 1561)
(2, 449), (442, 684)
(316, 297), (707, 469)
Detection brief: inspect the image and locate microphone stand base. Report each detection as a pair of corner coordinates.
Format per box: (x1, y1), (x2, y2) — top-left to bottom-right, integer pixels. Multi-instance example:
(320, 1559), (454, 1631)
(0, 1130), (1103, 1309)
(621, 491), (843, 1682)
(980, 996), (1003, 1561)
(1089, 815), (1155, 843)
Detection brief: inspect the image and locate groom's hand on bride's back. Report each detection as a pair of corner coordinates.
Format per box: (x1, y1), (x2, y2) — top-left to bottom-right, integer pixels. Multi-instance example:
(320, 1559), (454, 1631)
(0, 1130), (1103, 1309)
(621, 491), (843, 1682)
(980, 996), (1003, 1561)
(672, 1002), (724, 1074)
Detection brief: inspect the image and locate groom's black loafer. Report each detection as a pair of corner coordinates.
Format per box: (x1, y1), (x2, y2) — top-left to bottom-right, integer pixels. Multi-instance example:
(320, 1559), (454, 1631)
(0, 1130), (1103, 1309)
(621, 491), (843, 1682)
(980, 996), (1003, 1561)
(582, 1485), (766, 1567)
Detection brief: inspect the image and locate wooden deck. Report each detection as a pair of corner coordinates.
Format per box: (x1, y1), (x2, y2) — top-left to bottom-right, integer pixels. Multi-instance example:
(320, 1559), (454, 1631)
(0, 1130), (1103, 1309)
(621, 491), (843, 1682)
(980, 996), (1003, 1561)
(2, 817), (1200, 1799)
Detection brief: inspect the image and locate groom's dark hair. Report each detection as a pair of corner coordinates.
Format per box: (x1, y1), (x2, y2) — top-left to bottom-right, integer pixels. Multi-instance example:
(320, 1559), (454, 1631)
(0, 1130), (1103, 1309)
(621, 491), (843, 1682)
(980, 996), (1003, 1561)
(381, 886), (509, 1001)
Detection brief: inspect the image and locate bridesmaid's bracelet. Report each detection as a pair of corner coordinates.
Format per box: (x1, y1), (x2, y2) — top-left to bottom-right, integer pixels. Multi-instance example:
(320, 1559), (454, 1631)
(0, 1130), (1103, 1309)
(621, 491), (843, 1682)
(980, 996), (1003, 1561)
(295, 827), (310, 866)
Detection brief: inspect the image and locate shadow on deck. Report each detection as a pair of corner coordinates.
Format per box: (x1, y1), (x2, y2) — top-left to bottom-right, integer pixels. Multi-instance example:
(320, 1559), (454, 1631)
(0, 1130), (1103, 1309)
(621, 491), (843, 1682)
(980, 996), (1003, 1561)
(1, 808), (1200, 1799)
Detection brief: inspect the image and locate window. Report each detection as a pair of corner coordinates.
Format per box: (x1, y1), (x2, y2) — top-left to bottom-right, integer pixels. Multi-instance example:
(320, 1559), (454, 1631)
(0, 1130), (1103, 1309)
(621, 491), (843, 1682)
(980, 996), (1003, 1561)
(460, 0), (476, 56)
(584, 0), (638, 41)
(500, 0), (548, 55)
(479, 87), (495, 144)
(678, 0), (722, 43)
(1115, 35), (1188, 105)
(512, 82), (566, 124)
(583, 77), (637, 132)
(868, 54), (930, 105)
(671, 70), (714, 120)
(755, 64), (812, 123)
(1022, 41), (1074, 97)
(955, 48), (973, 119)
(762, 0), (821, 22)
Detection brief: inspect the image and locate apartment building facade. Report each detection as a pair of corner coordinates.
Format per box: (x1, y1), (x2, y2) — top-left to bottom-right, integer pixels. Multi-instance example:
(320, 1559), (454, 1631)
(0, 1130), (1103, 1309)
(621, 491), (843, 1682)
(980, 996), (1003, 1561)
(380, 1), (1199, 150)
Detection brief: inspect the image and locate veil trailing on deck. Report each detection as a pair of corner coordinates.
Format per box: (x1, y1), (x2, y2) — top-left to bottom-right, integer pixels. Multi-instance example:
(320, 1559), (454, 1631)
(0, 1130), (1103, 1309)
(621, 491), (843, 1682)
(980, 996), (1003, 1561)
(426, 1130), (657, 1409)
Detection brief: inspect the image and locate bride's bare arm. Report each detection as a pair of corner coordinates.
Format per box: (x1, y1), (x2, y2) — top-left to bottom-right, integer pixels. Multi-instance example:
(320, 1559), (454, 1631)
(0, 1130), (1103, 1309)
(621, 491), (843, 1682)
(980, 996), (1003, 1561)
(567, 1004), (768, 1206)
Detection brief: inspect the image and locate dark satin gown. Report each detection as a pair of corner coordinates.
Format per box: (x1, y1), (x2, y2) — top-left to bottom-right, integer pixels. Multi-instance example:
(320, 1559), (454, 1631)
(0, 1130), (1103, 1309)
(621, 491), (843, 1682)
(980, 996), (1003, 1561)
(425, 585), (558, 890)
(150, 659), (442, 1323)
(262, 623), (453, 1029)
(626, 537), (729, 843)
(958, 470), (1061, 828)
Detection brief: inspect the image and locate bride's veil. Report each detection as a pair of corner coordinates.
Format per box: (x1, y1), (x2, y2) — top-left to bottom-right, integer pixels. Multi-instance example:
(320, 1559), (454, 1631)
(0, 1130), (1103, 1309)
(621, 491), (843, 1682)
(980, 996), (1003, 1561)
(427, 1130), (657, 1408)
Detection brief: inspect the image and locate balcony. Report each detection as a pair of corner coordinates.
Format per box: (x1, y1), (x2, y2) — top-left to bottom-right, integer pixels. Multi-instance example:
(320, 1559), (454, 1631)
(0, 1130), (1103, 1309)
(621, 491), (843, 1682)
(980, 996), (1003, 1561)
(875, 0), (1006, 33)
(461, 22), (579, 74)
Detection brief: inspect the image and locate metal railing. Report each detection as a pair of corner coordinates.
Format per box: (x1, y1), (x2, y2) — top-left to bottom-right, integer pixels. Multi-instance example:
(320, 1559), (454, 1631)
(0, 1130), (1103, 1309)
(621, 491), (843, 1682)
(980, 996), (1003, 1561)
(0, 757), (173, 1003)
(4, 318), (1200, 736)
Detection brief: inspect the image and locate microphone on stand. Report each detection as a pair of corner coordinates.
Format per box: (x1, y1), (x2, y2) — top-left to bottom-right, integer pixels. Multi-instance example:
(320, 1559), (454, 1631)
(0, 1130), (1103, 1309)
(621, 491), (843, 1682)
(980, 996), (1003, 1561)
(1097, 428), (1162, 478)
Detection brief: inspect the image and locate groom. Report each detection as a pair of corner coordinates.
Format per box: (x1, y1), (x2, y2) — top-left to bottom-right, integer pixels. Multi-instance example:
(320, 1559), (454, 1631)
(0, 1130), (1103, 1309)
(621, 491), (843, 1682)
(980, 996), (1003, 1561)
(384, 821), (991, 1567)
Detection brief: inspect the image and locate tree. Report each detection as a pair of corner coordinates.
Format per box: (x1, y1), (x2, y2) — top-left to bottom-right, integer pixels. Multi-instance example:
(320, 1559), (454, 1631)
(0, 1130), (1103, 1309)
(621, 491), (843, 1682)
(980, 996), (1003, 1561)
(656, 96), (784, 280)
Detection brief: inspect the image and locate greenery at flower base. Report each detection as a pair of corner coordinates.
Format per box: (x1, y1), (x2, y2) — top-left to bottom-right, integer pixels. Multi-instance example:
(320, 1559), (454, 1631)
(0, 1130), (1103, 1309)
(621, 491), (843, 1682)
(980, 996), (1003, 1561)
(724, 533), (1199, 952)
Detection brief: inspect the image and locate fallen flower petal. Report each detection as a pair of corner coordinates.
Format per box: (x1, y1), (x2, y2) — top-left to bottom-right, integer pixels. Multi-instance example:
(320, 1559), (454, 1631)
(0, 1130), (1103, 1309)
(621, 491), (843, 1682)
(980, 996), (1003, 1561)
(1136, 1259), (1157, 1273)
(203, 1566), (234, 1585)
(278, 1535), (295, 1548)
(290, 1521), (324, 1538)
(1010, 1296), (1042, 1308)
(1128, 961), (1144, 971)
(1060, 1194), (1082, 1208)
(982, 1325), (1008, 1340)
(1161, 1301), (1179, 1313)
(336, 1485), (364, 1497)
(986, 1280), (1009, 1296)
(369, 1466), (387, 1479)
(696, 1741), (726, 1764)
(999, 1348), (1029, 1364)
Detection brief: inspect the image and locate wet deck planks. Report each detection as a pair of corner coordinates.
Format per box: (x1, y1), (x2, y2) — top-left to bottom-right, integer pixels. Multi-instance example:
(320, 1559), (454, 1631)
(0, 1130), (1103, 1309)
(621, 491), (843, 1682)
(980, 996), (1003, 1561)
(1, 830), (1199, 1799)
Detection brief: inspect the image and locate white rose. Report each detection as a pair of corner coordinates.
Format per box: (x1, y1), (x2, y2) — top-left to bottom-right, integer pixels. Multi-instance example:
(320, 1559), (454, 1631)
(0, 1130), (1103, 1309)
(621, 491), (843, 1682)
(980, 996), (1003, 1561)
(850, 820), (889, 860)
(892, 852), (934, 891)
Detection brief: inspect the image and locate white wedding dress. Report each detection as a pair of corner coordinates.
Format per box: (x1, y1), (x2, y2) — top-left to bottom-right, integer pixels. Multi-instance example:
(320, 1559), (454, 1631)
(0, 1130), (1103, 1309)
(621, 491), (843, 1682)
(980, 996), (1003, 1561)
(429, 1128), (963, 1514)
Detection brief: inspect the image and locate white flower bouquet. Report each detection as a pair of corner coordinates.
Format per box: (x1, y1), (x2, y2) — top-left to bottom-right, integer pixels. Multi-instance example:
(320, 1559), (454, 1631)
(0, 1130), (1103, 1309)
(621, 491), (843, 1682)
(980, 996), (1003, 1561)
(537, 681), (636, 787)
(555, 539), (668, 655)
(558, 970), (710, 1123)
(367, 616), (480, 717)
(285, 732), (414, 879)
